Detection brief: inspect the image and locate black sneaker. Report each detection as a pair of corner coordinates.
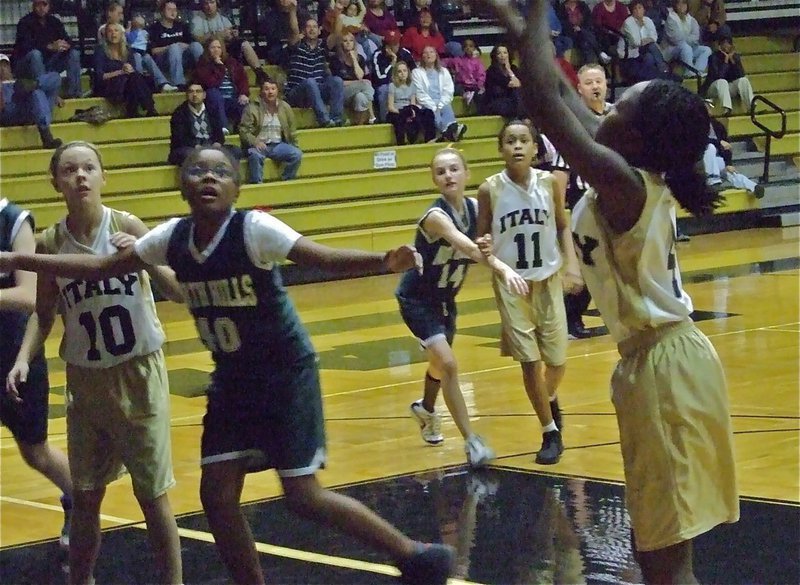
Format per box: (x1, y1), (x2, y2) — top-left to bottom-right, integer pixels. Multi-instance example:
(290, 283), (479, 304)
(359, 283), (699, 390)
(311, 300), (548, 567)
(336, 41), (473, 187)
(550, 398), (563, 432)
(568, 322), (591, 339)
(455, 123), (467, 141)
(398, 543), (454, 585)
(753, 183), (765, 199)
(535, 430), (564, 465)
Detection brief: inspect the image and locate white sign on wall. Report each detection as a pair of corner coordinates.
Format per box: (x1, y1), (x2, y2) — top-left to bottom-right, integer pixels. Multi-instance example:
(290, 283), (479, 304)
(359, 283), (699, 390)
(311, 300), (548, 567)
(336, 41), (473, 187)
(373, 150), (397, 170)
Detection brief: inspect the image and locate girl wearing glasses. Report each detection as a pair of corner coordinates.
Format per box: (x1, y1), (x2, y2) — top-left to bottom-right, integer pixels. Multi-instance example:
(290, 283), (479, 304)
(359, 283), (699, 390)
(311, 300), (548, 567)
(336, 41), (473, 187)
(5, 141), (184, 585)
(0, 145), (455, 585)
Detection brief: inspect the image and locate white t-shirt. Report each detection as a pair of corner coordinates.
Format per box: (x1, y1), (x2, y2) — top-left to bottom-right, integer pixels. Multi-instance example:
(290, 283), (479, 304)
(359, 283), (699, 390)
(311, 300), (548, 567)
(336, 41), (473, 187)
(135, 209), (302, 270)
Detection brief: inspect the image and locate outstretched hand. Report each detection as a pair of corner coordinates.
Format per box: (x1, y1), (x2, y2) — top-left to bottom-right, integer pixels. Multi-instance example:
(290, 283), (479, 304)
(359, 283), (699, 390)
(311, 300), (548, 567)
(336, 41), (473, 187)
(475, 234), (493, 258)
(384, 245), (423, 274)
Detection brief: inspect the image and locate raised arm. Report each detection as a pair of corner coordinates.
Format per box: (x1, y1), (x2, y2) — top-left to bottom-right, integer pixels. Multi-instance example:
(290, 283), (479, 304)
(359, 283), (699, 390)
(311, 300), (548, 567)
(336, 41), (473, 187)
(487, 0), (645, 232)
(422, 210), (528, 295)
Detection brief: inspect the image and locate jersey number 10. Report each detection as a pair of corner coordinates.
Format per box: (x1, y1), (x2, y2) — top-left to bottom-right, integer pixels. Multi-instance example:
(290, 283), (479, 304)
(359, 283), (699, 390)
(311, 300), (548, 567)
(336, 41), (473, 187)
(78, 305), (137, 361)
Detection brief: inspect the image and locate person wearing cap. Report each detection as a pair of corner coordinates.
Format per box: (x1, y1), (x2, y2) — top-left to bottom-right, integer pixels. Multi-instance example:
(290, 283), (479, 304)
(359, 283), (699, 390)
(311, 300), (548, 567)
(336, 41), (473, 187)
(372, 29), (415, 121)
(13, 0), (82, 99)
(0, 54), (63, 149)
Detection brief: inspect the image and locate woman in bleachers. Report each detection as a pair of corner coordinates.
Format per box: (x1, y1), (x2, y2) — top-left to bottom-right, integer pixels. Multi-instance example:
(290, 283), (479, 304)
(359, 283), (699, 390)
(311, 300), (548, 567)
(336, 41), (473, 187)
(617, 0), (671, 83)
(662, 0), (712, 76)
(480, 44), (525, 119)
(411, 45), (466, 142)
(192, 37), (250, 133)
(330, 32), (376, 124)
(400, 8), (457, 63)
(557, 0), (610, 65)
(93, 24), (159, 118)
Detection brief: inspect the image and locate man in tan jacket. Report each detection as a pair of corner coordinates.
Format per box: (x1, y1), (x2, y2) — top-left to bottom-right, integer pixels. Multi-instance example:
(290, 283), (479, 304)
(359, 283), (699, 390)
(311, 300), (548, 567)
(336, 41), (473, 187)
(240, 77), (303, 183)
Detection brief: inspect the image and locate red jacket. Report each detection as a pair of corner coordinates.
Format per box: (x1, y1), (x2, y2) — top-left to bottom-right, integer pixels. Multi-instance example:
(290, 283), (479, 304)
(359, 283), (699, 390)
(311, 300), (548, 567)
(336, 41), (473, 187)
(401, 26), (446, 62)
(192, 56), (249, 96)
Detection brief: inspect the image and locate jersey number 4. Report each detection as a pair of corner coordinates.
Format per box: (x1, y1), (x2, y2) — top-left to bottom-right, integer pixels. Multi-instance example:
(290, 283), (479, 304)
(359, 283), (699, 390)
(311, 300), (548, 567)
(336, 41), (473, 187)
(78, 305), (137, 361)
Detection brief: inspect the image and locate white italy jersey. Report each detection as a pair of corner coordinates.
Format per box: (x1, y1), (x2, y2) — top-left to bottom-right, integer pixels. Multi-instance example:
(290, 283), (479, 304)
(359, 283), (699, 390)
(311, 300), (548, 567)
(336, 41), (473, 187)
(487, 168), (562, 281)
(48, 207), (165, 368)
(570, 170), (693, 344)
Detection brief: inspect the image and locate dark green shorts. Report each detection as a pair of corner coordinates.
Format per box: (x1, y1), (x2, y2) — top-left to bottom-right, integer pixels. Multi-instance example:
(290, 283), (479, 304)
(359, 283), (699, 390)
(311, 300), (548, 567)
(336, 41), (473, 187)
(201, 355), (327, 477)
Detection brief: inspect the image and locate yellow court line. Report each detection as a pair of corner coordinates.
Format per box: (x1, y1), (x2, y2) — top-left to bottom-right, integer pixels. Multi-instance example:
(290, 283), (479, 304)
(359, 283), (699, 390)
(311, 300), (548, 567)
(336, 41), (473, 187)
(176, 527), (483, 584)
(0, 496), (482, 584)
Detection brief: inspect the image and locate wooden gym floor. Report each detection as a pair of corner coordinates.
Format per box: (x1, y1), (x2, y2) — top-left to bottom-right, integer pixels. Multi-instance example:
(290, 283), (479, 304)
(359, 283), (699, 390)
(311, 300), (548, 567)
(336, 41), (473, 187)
(1, 226), (798, 584)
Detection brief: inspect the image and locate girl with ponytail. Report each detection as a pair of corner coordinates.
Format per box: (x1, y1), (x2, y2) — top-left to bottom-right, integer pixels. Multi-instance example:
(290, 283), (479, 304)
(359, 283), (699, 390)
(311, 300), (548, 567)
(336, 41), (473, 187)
(481, 1), (739, 583)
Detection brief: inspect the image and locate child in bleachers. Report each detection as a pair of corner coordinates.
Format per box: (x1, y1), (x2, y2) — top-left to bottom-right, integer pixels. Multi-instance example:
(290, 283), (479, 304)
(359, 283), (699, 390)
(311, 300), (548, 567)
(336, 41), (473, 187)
(441, 38), (485, 107)
(387, 61), (429, 144)
(97, 1), (123, 39)
(127, 15), (149, 59)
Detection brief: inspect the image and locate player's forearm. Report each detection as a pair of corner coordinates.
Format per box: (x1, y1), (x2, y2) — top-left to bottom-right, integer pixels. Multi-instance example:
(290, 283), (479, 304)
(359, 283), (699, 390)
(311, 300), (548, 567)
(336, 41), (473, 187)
(14, 312), (52, 365)
(1, 250), (137, 281)
(0, 285), (35, 313)
(147, 265), (185, 303)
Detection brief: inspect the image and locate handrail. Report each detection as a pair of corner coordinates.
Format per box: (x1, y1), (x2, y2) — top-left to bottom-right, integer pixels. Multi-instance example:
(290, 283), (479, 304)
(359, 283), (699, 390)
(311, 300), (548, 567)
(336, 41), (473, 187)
(677, 60), (702, 94)
(749, 94), (787, 184)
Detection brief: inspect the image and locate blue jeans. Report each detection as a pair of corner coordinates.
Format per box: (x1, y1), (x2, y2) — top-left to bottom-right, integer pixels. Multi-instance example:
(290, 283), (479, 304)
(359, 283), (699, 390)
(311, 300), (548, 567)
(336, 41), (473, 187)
(663, 42), (712, 75)
(286, 76), (344, 125)
(376, 84), (390, 122)
(205, 88), (245, 130)
(248, 142), (303, 182)
(153, 42), (202, 86)
(132, 50), (168, 88)
(15, 48), (81, 98)
(0, 72), (61, 128)
(432, 104), (456, 134)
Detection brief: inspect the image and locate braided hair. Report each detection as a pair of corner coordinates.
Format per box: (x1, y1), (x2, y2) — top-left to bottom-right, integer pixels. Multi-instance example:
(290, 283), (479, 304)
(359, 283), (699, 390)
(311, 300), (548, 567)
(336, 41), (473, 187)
(632, 80), (723, 216)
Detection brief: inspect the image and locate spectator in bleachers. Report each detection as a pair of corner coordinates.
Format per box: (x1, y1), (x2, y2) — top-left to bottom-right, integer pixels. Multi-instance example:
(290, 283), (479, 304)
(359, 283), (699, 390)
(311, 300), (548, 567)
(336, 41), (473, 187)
(387, 60), (430, 144)
(364, 0), (398, 42)
(547, 2), (573, 58)
(689, 0), (730, 46)
(240, 77), (303, 183)
(260, 0), (297, 66)
(284, 10), (345, 127)
(338, 0), (380, 59)
(400, 8), (454, 63)
(662, 0), (712, 76)
(99, 1), (178, 93)
(149, 1), (202, 89)
(192, 38), (250, 133)
(372, 29), (415, 121)
(442, 38), (485, 108)
(617, 0), (671, 83)
(644, 0), (670, 42)
(168, 83), (241, 165)
(402, 0), (461, 57)
(330, 32), (376, 124)
(191, 0), (268, 83)
(591, 0), (629, 58)
(13, 0), (82, 99)
(704, 100), (764, 197)
(411, 45), (466, 142)
(93, 24), (159, 118)
(557, 0), (610, 65)
(480, 44), (525, 119)
(0, 53), (62, 149)
(702, 36), (753, 116)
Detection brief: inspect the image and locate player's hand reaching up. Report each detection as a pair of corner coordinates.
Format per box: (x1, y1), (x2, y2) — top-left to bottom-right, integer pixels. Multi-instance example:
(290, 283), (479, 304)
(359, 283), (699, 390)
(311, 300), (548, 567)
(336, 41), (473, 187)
(384, 245), (423, 274)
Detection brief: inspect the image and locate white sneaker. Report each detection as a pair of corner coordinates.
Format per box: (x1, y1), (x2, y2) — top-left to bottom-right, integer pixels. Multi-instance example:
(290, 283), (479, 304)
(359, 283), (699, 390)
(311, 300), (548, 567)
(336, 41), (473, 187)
(161, 83), (179, 93)
(465, 434), (495, 468)
(409, 400), (444, 445)
(599, 51), (612, 65)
